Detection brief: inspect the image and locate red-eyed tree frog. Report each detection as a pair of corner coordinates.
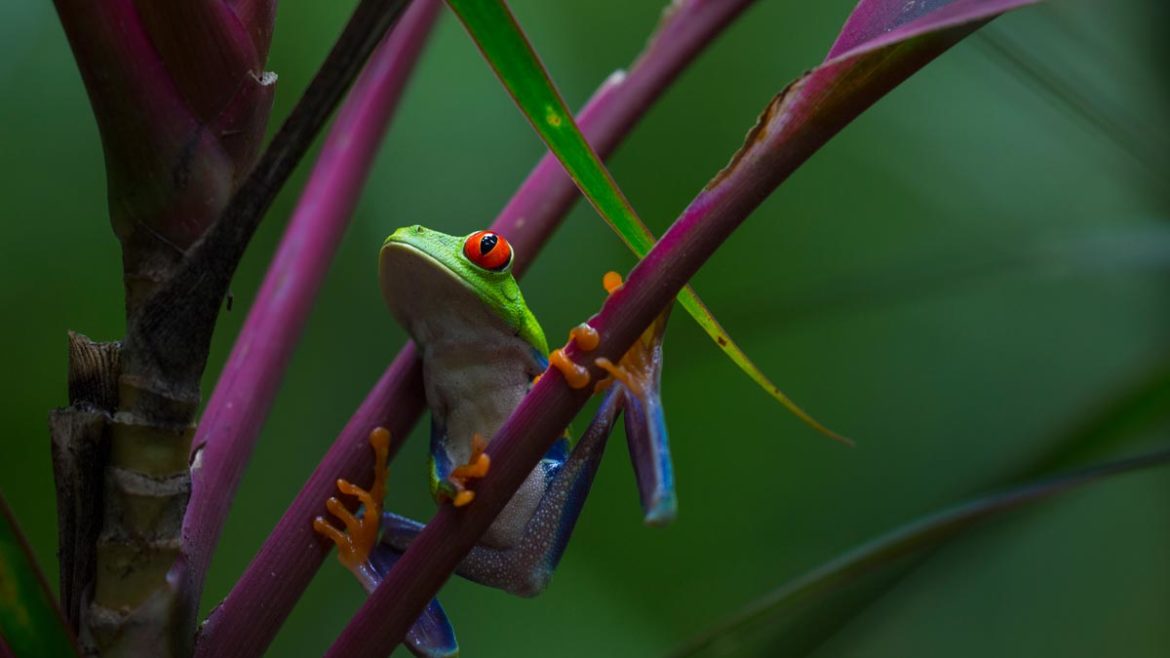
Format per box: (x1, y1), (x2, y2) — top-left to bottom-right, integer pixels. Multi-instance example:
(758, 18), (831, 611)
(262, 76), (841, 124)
(314, 226), (673, 657)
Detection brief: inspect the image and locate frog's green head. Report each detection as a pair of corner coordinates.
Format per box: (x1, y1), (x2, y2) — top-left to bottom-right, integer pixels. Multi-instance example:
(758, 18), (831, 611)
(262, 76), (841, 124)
(379, 225), (548, 354)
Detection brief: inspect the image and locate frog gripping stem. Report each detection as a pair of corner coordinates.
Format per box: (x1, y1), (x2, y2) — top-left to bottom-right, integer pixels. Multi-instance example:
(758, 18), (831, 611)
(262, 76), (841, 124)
(445, 433), (491, 507)
(595, 271), (678, 524)
(315, 427), (459, 657)
(314, 427), (391, 591)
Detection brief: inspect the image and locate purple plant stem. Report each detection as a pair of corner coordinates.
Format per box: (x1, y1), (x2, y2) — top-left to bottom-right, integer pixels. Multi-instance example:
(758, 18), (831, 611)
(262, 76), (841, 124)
(196, 2), (757, 656)
(325, 1), (1040, 655)
(181, 0), (442, 612)
(195, 347), (426, 658)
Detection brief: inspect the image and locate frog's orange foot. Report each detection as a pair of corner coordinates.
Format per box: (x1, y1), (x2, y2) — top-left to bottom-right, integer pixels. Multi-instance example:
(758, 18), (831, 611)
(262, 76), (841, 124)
(594, 356), (645, 397)
(549, 322), (601, 390)
(313, 427), (391, 582)
(451, 433), (491, 481)
(444, 433), (491, 508)
(591, 271), (666, 396)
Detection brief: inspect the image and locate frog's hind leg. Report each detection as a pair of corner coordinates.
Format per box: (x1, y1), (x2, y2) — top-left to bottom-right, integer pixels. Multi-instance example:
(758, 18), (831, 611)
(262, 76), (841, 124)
(367, 545), (458, 658)
(381, 389), (621, 597)
(594, 286), (677, 526)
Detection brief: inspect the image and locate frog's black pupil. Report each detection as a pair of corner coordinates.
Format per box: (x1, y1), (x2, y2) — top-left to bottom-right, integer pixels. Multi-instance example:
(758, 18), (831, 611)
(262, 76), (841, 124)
(479, 233), (498, 255)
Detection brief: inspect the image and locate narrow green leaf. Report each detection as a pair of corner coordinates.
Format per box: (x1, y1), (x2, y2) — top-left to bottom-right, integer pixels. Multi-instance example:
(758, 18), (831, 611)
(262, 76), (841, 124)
(445, 0), (849, 444)
(676, 355), (1170, 656)
(0, 493), (79, 657)
(672, 446), (1170, 657)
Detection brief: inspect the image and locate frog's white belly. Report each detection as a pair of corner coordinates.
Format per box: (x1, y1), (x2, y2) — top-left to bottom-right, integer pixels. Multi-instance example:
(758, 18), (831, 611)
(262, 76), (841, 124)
(421, 336), (536, 465)
(412, 306), (547, 549)
(381, 240), (549, 548)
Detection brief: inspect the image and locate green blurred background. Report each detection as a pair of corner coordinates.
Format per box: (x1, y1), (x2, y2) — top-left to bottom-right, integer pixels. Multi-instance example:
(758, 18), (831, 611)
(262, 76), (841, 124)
(1, 0), (1167, 656)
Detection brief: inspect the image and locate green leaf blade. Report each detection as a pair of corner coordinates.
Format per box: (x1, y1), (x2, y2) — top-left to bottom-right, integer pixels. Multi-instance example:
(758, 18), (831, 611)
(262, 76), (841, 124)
(675, 287), (853, 444)
(446, 0), (846, 442)
(446, 0), (654, 252)
(0, 494), (78, 657)
(672, 447), (1170, 657)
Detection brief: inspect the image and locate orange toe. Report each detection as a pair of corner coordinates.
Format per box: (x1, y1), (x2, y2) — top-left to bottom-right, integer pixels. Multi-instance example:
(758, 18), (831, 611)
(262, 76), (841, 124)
(313, 427), (393, 576)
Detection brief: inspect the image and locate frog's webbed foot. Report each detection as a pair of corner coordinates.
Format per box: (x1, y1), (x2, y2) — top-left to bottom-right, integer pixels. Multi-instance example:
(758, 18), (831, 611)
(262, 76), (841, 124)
(544, 271), (676, 526)
(313, 427), (458, 658)
(439, 432), (491, 507)
(313, 427), (390, 591)
(594, 271), (677, 525)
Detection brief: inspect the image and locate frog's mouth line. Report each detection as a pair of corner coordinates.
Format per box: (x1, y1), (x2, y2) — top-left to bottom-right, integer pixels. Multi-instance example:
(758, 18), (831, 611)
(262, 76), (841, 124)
(380, 235), (547, 355)
(381, 238), (514, 299)
(380, 240), (480, 299)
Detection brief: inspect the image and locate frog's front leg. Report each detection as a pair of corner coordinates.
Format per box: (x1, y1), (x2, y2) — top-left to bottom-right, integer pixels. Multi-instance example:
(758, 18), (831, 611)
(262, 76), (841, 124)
(434, 432), (491, 508)
(381, 388), (621, 597)
(314, 428), (458, 658)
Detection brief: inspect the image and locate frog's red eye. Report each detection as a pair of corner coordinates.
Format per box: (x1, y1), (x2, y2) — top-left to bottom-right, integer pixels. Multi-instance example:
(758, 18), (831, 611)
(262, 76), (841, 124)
(463, 230), (512, 271)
